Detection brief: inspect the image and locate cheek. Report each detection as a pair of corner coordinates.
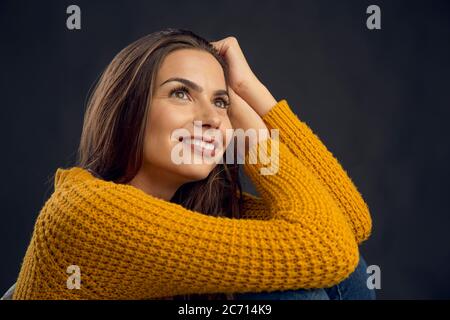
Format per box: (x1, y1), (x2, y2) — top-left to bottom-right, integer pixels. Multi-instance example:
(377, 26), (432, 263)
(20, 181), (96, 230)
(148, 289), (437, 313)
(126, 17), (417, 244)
(143, 105), (190, 164)
(222, 119), (234, 148)
(142, 127), (164, 164)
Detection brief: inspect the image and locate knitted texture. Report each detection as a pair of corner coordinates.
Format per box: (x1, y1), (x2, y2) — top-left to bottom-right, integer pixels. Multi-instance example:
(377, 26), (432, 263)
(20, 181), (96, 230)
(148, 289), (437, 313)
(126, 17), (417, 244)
(258, 100), (372, 243)
(13, 99), (372, 300)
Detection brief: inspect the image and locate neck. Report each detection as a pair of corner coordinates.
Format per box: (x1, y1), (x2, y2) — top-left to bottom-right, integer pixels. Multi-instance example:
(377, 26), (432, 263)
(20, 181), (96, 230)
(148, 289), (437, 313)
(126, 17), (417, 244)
(127, 165), (184, 201)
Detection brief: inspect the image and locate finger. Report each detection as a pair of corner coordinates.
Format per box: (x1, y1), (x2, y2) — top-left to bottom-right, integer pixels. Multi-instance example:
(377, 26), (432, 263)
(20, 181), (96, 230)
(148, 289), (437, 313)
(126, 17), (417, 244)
(210, 38), (230, 56)
(210, 39), (223, 49)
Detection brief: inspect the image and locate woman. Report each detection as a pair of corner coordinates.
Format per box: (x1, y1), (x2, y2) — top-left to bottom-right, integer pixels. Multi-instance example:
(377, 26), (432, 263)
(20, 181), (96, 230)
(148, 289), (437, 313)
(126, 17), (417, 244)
(12, 28), (374, 300)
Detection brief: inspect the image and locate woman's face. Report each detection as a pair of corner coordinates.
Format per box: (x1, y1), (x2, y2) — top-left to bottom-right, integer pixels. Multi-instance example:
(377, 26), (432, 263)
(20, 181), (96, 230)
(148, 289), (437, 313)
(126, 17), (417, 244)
(142, 48), (233, 184)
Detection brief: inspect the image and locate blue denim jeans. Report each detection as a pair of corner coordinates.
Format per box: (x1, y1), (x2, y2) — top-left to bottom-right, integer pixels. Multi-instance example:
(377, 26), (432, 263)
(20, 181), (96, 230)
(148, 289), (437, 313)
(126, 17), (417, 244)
(233, 255), (376, 300)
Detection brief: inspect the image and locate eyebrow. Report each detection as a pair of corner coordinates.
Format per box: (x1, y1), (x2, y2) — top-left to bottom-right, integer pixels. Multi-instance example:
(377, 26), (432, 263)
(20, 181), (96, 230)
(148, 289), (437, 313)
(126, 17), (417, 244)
(160, 77), (229, 98)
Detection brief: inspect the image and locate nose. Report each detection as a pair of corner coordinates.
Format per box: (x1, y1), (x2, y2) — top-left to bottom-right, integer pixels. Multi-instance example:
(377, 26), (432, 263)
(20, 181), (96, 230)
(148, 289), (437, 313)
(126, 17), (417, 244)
(195, 100), (222, 129)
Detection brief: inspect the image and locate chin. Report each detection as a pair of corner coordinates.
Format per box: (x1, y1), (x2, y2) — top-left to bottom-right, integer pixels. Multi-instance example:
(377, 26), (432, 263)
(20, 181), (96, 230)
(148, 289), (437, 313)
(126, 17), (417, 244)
(176, 163), (216, 182)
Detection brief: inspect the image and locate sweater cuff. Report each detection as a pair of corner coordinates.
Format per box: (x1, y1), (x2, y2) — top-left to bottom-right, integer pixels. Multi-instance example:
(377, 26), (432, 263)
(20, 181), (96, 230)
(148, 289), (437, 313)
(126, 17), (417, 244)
(261, 99), (302, 136)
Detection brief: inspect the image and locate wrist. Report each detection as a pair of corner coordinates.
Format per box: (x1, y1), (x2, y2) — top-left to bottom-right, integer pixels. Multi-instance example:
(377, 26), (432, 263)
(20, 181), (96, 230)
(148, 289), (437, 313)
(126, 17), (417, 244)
(234, 78), (277, 118)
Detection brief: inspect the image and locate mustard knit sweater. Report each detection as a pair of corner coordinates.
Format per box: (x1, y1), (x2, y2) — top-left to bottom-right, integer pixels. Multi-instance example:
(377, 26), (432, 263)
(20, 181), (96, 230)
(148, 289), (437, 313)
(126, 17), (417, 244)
(13, 99), (372, 300)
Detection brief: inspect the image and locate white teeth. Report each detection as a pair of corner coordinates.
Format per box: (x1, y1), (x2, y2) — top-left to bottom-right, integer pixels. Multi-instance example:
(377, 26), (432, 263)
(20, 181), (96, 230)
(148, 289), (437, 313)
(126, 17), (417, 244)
(184, 138), (215, 151)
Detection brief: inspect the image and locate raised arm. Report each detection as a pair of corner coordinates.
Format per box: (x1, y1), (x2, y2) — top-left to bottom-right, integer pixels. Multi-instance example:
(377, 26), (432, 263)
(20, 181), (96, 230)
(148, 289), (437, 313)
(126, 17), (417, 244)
(209, 37), (372, 245)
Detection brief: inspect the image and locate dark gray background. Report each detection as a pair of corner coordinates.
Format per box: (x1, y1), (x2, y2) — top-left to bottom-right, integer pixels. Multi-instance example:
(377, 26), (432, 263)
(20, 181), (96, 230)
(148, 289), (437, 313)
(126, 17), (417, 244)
(1, 0), (449, 299)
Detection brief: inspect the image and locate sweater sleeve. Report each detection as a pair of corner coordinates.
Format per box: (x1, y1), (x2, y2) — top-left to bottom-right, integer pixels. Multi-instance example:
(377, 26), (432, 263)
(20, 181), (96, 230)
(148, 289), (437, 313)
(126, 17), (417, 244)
(239, 191), (273, 220)
(257, 99), (372, 244)
(13, 138), (359, 300)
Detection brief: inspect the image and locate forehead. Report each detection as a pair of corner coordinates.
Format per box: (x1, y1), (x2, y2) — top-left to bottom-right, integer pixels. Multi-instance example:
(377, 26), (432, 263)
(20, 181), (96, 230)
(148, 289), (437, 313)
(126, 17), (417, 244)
(156, 48), (226, 86)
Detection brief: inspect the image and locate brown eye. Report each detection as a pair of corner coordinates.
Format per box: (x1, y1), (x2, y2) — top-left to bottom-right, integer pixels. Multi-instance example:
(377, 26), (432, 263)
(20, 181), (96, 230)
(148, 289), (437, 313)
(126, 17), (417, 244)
(215, 98), (230, 109)
(169, 86), (190, 100)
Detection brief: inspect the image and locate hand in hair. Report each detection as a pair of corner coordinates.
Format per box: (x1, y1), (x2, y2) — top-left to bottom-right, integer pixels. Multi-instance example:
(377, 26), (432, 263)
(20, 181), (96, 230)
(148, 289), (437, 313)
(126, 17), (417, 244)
(211, 36), (277, 118)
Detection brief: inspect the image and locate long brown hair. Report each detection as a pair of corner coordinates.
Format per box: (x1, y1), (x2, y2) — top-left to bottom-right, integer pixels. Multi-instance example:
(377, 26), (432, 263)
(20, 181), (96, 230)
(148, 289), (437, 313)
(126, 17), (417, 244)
(77, 28), (242, 300)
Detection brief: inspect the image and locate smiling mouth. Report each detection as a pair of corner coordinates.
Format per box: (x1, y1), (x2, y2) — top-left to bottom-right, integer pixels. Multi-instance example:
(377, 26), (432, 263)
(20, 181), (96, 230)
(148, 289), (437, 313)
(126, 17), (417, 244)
(179, 136), (218, 157)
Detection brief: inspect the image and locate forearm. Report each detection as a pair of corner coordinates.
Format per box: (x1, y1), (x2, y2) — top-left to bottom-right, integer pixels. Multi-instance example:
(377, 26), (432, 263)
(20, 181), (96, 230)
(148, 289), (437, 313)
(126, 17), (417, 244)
(234, 78), (278, 118)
